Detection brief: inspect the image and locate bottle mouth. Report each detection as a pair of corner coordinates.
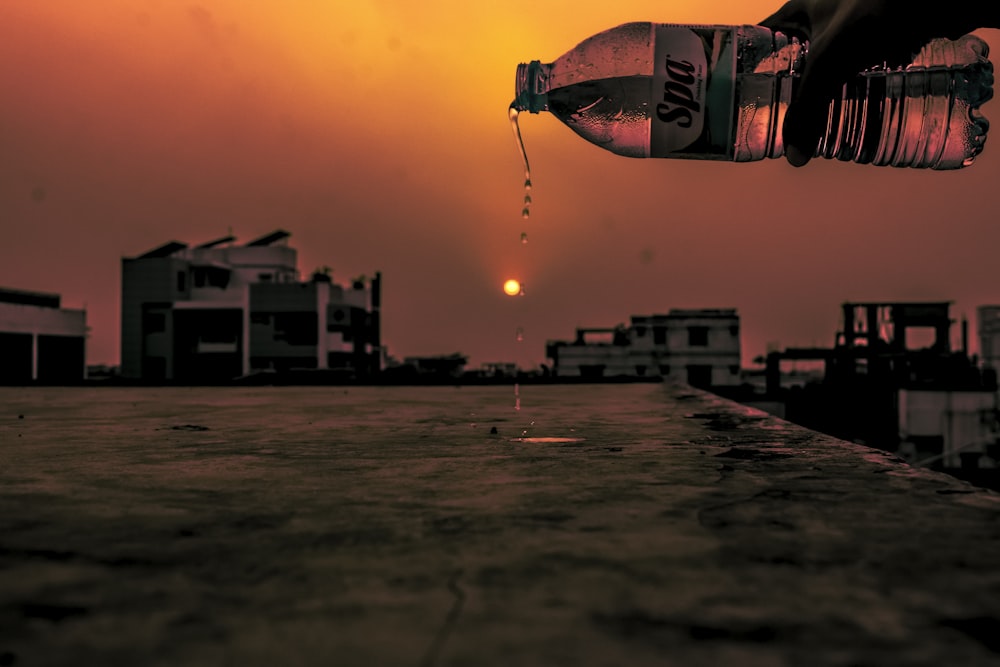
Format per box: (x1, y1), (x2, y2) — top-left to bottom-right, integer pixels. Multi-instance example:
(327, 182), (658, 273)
(513, 60), (548, 113)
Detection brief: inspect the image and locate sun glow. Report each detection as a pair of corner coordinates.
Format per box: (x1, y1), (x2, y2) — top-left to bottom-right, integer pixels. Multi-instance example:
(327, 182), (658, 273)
(503, 279), (522, 296)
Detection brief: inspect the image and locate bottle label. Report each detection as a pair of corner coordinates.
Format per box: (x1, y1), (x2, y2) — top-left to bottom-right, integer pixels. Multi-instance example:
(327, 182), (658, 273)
(651, 25), (736, 159)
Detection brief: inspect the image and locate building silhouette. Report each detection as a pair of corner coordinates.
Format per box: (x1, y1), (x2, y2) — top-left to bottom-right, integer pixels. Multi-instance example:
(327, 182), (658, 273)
(978, 305), (1000, 374)
(545, 309), (741, 387)
(121, 230), (380, 383)
(757, 302), (999, 475)
(0, 287), (87, 384)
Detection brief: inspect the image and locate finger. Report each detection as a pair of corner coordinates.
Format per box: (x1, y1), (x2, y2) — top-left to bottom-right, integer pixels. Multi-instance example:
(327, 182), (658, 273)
(782, 97), (824, 166)
(783, 37), (863, 166)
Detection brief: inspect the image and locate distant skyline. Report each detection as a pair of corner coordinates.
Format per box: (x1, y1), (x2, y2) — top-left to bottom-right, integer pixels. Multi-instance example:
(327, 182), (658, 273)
(3, 2), (999, 369)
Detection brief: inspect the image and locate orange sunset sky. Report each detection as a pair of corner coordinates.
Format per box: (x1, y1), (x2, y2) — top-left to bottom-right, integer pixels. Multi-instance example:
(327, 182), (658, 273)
(2, 1), (999, 370)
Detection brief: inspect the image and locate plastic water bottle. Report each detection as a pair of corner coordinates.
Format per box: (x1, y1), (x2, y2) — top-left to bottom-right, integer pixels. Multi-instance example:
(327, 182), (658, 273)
(511, 23), (993, 169)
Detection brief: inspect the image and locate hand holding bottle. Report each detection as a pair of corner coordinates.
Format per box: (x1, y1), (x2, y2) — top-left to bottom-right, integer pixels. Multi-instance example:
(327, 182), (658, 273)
(761, 0), (997, 166)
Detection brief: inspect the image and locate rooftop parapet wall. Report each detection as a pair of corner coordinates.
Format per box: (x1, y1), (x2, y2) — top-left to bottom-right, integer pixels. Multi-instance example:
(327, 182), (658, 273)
(0, 301), (86, 336)
(1, 384), (999, 665)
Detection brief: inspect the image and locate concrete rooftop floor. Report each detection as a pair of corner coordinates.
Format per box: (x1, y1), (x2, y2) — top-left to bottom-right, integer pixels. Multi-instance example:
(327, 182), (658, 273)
(1, 384), (1000, 666)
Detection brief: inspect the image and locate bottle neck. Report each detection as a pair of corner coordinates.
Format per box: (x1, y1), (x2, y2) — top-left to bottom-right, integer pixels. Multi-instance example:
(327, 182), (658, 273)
(513, 61), (551, 113)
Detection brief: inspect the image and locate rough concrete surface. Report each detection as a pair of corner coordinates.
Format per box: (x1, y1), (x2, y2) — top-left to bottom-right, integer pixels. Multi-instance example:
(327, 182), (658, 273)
(1, 384), (999, 667)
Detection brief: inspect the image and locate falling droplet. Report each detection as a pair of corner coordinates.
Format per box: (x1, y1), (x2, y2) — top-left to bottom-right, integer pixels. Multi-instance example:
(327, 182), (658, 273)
(516, 326), (524, 342)
(520, 232), (528, 245)
(509, 106), (533, 218)
(521, 207), (530, 219)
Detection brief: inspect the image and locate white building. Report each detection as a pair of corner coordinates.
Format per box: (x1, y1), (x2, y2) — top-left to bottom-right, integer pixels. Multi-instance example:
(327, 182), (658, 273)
(546, 309), (741, 387)
(0, 288), (87, 383)
(898, 389), (999, 469)
(978, 305), (1000, 374)
(121, 230), (381, 382)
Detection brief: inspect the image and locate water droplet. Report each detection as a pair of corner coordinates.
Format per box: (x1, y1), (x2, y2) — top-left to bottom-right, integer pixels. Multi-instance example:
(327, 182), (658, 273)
(524, 195), (532, 205)
(516, 327), (524, 342)
(520, 232), (528, 245)
(510, 106), (534, 216)
(522, 207), (530, 219)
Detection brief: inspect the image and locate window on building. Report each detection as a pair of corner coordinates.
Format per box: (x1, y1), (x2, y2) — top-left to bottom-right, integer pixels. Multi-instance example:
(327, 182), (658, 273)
(0, 333), (32, 383)
(658, 364), (671, 376)
(256, 356), (318, 372)
(653, 327), (667, 345)
(143, 356), (167, 380)
(634, 326), (647, 337)
(328, 352), (355, 369)
(249, 357), (273, 370)
(273, 312), (318, 345)
(198, 329), (238, 345)
(635, 365), (647, 376)
(193, 267), (231, 289)
(143, 312), (167, 334)
(730, 325), (740, 337)
(688, 326), (709, 346)
(730, 365), (740, 376)
(176, 271), (187, 292)
(686, 364), (713, 388)
(258, 273), (273, 283)
(250, 313), (270, 325)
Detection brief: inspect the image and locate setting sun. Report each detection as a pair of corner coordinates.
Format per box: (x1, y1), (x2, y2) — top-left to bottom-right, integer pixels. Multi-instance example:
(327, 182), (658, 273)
(503, 279), (522, 296)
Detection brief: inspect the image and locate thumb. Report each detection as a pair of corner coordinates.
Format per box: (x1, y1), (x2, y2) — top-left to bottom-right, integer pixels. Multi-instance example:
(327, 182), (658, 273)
(759, 3), (811, 42)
